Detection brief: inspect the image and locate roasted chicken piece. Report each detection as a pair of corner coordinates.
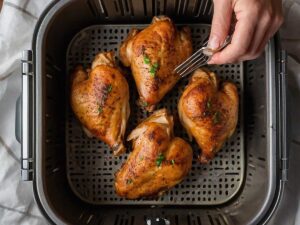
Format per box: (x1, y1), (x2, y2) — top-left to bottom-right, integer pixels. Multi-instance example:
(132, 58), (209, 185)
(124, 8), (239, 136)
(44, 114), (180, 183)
(70, 52), (130, 156)
(115, 109), (192, 199)
(119, 16), (193, 111)
(178, 69), (239, 163)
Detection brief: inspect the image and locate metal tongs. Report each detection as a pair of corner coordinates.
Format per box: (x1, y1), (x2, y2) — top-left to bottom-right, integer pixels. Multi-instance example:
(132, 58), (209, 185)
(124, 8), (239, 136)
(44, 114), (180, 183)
(174, 35), (232, 78)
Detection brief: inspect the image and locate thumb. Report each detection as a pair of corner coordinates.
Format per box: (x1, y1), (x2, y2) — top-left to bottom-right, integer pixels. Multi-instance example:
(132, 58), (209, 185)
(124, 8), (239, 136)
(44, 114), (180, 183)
(208, 0), (233, 50)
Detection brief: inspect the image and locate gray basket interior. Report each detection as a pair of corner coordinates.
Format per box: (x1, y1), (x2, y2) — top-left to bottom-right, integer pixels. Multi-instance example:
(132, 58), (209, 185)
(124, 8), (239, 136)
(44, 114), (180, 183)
(33, 0), (281, 225)
(66, 24), (244, 206)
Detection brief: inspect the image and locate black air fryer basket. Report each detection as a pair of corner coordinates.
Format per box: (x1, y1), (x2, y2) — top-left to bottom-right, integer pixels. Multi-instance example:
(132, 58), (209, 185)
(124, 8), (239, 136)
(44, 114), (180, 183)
(17, 0), (288, 224)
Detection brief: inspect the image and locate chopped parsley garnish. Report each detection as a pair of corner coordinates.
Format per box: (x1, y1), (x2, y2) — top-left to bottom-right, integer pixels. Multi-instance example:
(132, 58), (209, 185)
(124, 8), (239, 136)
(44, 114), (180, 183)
(144, 55), (150, 64)
(139, 156), (144, 161)
(170, 159), (175, 166)
(149, 62), (159, 77)
(98, 84), (112, 114)
(126, 179), (133, 185)
(107, 84), (113, 93)
(143, 53), (159, 78)
(213, 111), (221, 124)
(153, 62), (159, 69)
(149, 67), (156, 77)
(142, 101), (148, 107)
(206, 99), (211, 109)
(156, 152), (165, 167)
(98, 106), (103, 114)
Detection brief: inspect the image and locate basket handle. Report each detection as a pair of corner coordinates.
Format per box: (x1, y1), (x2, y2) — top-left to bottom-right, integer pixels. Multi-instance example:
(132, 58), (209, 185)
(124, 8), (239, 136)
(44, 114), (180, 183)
(15, 96), (21, 143)
(16, 50), (34, 181)
(279, 50), (288, 182)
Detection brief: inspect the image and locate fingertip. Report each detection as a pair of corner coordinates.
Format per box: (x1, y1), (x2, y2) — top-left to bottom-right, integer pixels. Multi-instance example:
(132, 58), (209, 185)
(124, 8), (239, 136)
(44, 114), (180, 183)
(207, 59), (216, 65)
(207, 53), (222, 65)
(207, 58), (215, 65)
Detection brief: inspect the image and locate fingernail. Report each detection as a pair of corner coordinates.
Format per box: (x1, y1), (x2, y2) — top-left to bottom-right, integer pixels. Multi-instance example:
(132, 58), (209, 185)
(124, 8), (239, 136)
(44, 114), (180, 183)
(208, 36), (220, 50)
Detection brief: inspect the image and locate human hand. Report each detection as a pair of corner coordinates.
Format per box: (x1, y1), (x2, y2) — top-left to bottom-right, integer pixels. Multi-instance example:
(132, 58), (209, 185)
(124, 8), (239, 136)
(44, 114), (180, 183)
(208, 0), (283, 64)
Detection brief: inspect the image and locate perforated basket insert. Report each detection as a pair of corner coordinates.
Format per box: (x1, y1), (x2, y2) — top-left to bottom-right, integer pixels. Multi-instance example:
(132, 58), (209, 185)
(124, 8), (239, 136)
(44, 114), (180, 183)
(66, 24), (244, 205)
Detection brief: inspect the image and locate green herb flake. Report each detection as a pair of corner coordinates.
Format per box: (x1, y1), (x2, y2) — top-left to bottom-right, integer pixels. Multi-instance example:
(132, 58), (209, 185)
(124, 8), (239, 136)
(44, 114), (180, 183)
(98, 106), (103, 114)
(213, 111), (221, 124)
(144, 55), (150, 64)
(152, 62), (159, 69)
(156, 152), (165, 167)
(149, 67), (156, 77)
(149, 62), (159, 78)
(142, 101), (148, 107)
(139, 156), (144, 161)
(206, 99), (211, 109)
(107, 84), (113, 93)
(126, 179), (133, 185)
(170, 159), (175, 166)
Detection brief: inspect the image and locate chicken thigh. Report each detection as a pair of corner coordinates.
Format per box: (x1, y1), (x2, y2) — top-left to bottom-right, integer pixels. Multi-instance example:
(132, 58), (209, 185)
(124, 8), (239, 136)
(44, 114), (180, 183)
(178, 69), (239, 163)
(70, 51), (130, 156)
(119, 16), (193, 111)
(115, 109), (192, 199)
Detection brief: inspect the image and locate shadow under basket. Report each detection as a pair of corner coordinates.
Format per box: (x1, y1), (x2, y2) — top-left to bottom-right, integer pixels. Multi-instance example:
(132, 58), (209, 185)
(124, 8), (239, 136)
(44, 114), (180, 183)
(18, 0), (288, 225)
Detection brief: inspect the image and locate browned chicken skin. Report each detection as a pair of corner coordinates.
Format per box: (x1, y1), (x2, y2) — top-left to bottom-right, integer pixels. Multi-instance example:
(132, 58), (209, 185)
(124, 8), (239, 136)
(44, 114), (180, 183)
(115, 109), (192, 199)
(70, 52), (130, 156)
(120, 16), (193, 111)
(178, 69), (239, 163)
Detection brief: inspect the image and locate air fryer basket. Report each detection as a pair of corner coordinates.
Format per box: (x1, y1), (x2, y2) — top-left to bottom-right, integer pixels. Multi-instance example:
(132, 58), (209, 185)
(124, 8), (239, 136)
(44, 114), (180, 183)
(66, 24), (244, 206)
(18, 0), (288, 224)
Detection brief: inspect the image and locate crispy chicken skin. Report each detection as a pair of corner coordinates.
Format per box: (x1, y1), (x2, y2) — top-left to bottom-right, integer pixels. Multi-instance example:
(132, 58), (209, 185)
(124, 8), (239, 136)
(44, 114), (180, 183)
(115, 109), (192, 199)
(119, 16), (193, 111)
(70, 52), (130, 156)
(178, 69), (239, 163)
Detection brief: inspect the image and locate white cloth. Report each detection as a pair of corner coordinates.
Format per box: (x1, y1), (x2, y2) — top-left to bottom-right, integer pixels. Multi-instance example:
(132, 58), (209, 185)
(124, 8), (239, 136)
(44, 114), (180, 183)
(0, 1), (51, 225)
(0, 0), (299, 225)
